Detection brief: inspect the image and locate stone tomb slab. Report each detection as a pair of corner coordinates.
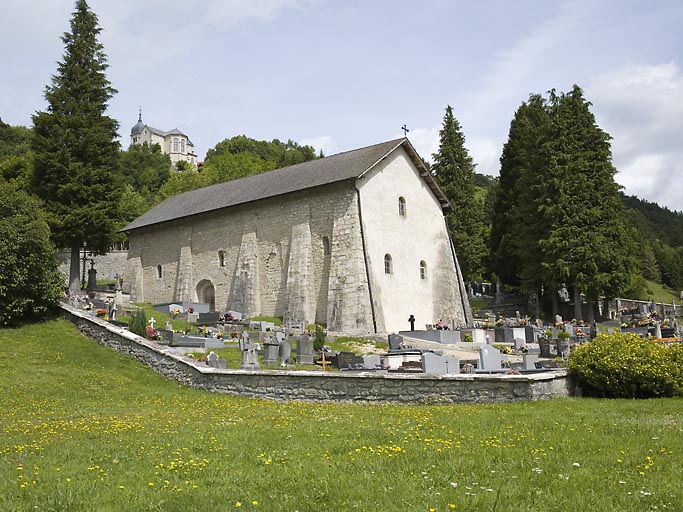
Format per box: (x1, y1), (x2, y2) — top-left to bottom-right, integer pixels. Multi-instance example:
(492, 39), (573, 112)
(479, 345), (502, 371)
(422, 352), (460, 375)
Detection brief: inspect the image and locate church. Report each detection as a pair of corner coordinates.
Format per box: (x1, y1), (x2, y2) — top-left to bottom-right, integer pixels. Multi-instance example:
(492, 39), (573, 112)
(122, 138), (471, 334)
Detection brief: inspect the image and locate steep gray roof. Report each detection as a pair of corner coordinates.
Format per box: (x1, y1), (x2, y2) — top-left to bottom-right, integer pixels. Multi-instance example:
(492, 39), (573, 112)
(123, 138), (449, 232)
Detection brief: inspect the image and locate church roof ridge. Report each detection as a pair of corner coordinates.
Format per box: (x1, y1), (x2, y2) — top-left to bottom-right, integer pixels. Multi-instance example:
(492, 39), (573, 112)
(123, 138), (448, 232)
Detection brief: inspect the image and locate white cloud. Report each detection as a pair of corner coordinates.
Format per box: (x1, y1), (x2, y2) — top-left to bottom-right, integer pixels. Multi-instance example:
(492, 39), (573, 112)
(300, 135), (335, 156)
(588, 62), (683, 210)
(406, 127), (439, 163)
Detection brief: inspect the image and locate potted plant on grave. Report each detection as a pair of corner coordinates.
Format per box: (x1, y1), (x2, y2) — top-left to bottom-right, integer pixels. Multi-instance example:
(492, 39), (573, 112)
(557, 330), (571, 354)
(538, 328), (552, 358)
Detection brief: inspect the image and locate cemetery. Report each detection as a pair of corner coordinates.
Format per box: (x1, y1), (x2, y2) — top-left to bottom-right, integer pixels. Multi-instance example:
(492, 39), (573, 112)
(50, 242), (682, 407)
(57, 279), (683, 405)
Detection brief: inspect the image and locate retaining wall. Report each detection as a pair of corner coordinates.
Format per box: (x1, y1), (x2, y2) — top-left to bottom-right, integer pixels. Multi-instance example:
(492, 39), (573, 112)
(59, 304), (573, 404)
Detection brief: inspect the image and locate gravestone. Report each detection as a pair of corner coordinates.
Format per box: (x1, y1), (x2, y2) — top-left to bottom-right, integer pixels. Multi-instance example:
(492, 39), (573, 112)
(207, 351), (228, 369)
(479, 346), (502, 370)
(262, 335), (280, 365)
(335, 351), (362, 369)
(388, 333), (404, 351)
(362, 354), (381, 369)
(422, 352), (460, 375)
(296, 333), (314, 364)
(279, 339), (292, 365)
(156, 328), (174, 345)
(462, 363), (475, 374)
(198, 312), (221, 324)
(556, 338), (570, 358)
(275, 331), (286, 343)
(522, 354), (539, 371)
(227, 310), (243, 321)
(260, 321), (276, 332)
(240, 332), (260, 370)
(513, 337), (526, 351)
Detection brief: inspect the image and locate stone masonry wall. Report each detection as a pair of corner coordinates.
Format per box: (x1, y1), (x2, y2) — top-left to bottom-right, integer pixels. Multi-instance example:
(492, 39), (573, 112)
(57, 250), (129, 283)
(126, 182), (374, 333)
(60, 304), (573, 404)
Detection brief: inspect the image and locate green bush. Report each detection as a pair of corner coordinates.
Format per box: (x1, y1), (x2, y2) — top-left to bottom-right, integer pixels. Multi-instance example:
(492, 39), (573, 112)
(128, 308), (148, 338)
(0, 182), (64, 326)
(313, 324), (326, 351)
(569, 333), (683, 398)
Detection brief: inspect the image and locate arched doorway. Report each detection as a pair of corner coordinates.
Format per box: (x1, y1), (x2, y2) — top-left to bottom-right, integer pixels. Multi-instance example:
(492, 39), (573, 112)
(196, 280), (216, 311)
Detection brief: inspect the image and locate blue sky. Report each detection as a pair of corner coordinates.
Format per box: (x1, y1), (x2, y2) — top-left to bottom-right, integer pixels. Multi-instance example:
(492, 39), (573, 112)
(2, 0), (682, 210)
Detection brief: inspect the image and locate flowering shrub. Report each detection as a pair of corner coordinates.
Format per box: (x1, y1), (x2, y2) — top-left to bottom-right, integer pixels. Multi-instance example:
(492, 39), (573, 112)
(569, 333), (683, 398)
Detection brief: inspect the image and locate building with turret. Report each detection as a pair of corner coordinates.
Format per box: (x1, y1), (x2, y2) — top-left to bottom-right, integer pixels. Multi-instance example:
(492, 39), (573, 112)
(130, 112), (197, 168)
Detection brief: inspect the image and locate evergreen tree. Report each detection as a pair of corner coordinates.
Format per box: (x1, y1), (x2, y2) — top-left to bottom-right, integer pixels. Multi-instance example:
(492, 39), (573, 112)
(491, 95), (550, 289)
(32, 0), (124, 293)
(538, 86), (634, 320)
(431, 105), (487, 281)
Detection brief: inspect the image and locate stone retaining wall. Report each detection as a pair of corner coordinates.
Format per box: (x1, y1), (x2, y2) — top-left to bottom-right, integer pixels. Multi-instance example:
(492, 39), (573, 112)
(59, 304), (573, 404)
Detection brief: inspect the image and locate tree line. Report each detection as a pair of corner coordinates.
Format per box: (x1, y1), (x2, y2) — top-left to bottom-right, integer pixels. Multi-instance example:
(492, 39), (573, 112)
(431, 89), (683, 321)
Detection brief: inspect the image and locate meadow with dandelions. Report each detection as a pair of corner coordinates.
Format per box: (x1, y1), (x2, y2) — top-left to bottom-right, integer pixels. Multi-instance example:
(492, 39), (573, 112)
(1, 319), (682, 511)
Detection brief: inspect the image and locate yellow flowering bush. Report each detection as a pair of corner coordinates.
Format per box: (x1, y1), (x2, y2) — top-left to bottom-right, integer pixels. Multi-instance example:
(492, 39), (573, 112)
(569, 333), (683, 398)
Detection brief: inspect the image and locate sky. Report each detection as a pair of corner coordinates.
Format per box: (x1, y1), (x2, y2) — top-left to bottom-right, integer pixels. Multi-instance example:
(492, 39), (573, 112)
(2, 0), (682, 210)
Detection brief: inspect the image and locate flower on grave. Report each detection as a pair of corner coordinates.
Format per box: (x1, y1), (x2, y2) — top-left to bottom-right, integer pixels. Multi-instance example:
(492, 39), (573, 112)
(95, 308), (107, 317)
(171, 309), (181, 317)
(145, 325), (162, 341)
(495, 319), (505, 327)
(575, 328), (585, 337)
(187, 307), (195, 314)
(216, 331), (223, 339)
(229, 331), (239, 339)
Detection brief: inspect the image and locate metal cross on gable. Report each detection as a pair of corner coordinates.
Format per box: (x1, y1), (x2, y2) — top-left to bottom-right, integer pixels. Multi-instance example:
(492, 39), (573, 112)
(401, 124), (410, 137)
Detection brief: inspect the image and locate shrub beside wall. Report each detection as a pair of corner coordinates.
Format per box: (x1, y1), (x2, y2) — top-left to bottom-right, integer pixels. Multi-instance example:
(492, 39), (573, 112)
(569, 333), (683, 398)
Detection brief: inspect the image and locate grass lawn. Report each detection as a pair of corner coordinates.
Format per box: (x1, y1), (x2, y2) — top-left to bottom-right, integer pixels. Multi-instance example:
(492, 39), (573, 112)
(1, 319), (681, 511)
(642, 280), (680, 304)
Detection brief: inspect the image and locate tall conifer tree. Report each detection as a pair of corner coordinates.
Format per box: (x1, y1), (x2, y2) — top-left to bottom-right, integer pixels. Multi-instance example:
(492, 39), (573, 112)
(431, 105), (487, 281)
(538, 86), (634, 320)
(32, 0), (123, 293)
(491, 95), (549, 289)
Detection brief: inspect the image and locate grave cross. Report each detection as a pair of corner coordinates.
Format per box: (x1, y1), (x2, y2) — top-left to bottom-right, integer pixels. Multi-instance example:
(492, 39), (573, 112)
(401, 124), (409, 137)
(149, 317), (156, 328)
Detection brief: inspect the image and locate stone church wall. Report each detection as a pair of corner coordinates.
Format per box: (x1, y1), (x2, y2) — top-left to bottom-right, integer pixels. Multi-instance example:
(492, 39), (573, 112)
(125, 182), (375, 333)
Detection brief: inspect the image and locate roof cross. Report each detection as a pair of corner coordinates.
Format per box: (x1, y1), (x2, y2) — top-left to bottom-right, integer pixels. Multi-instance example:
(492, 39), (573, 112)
(401, 124), (409, 137)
